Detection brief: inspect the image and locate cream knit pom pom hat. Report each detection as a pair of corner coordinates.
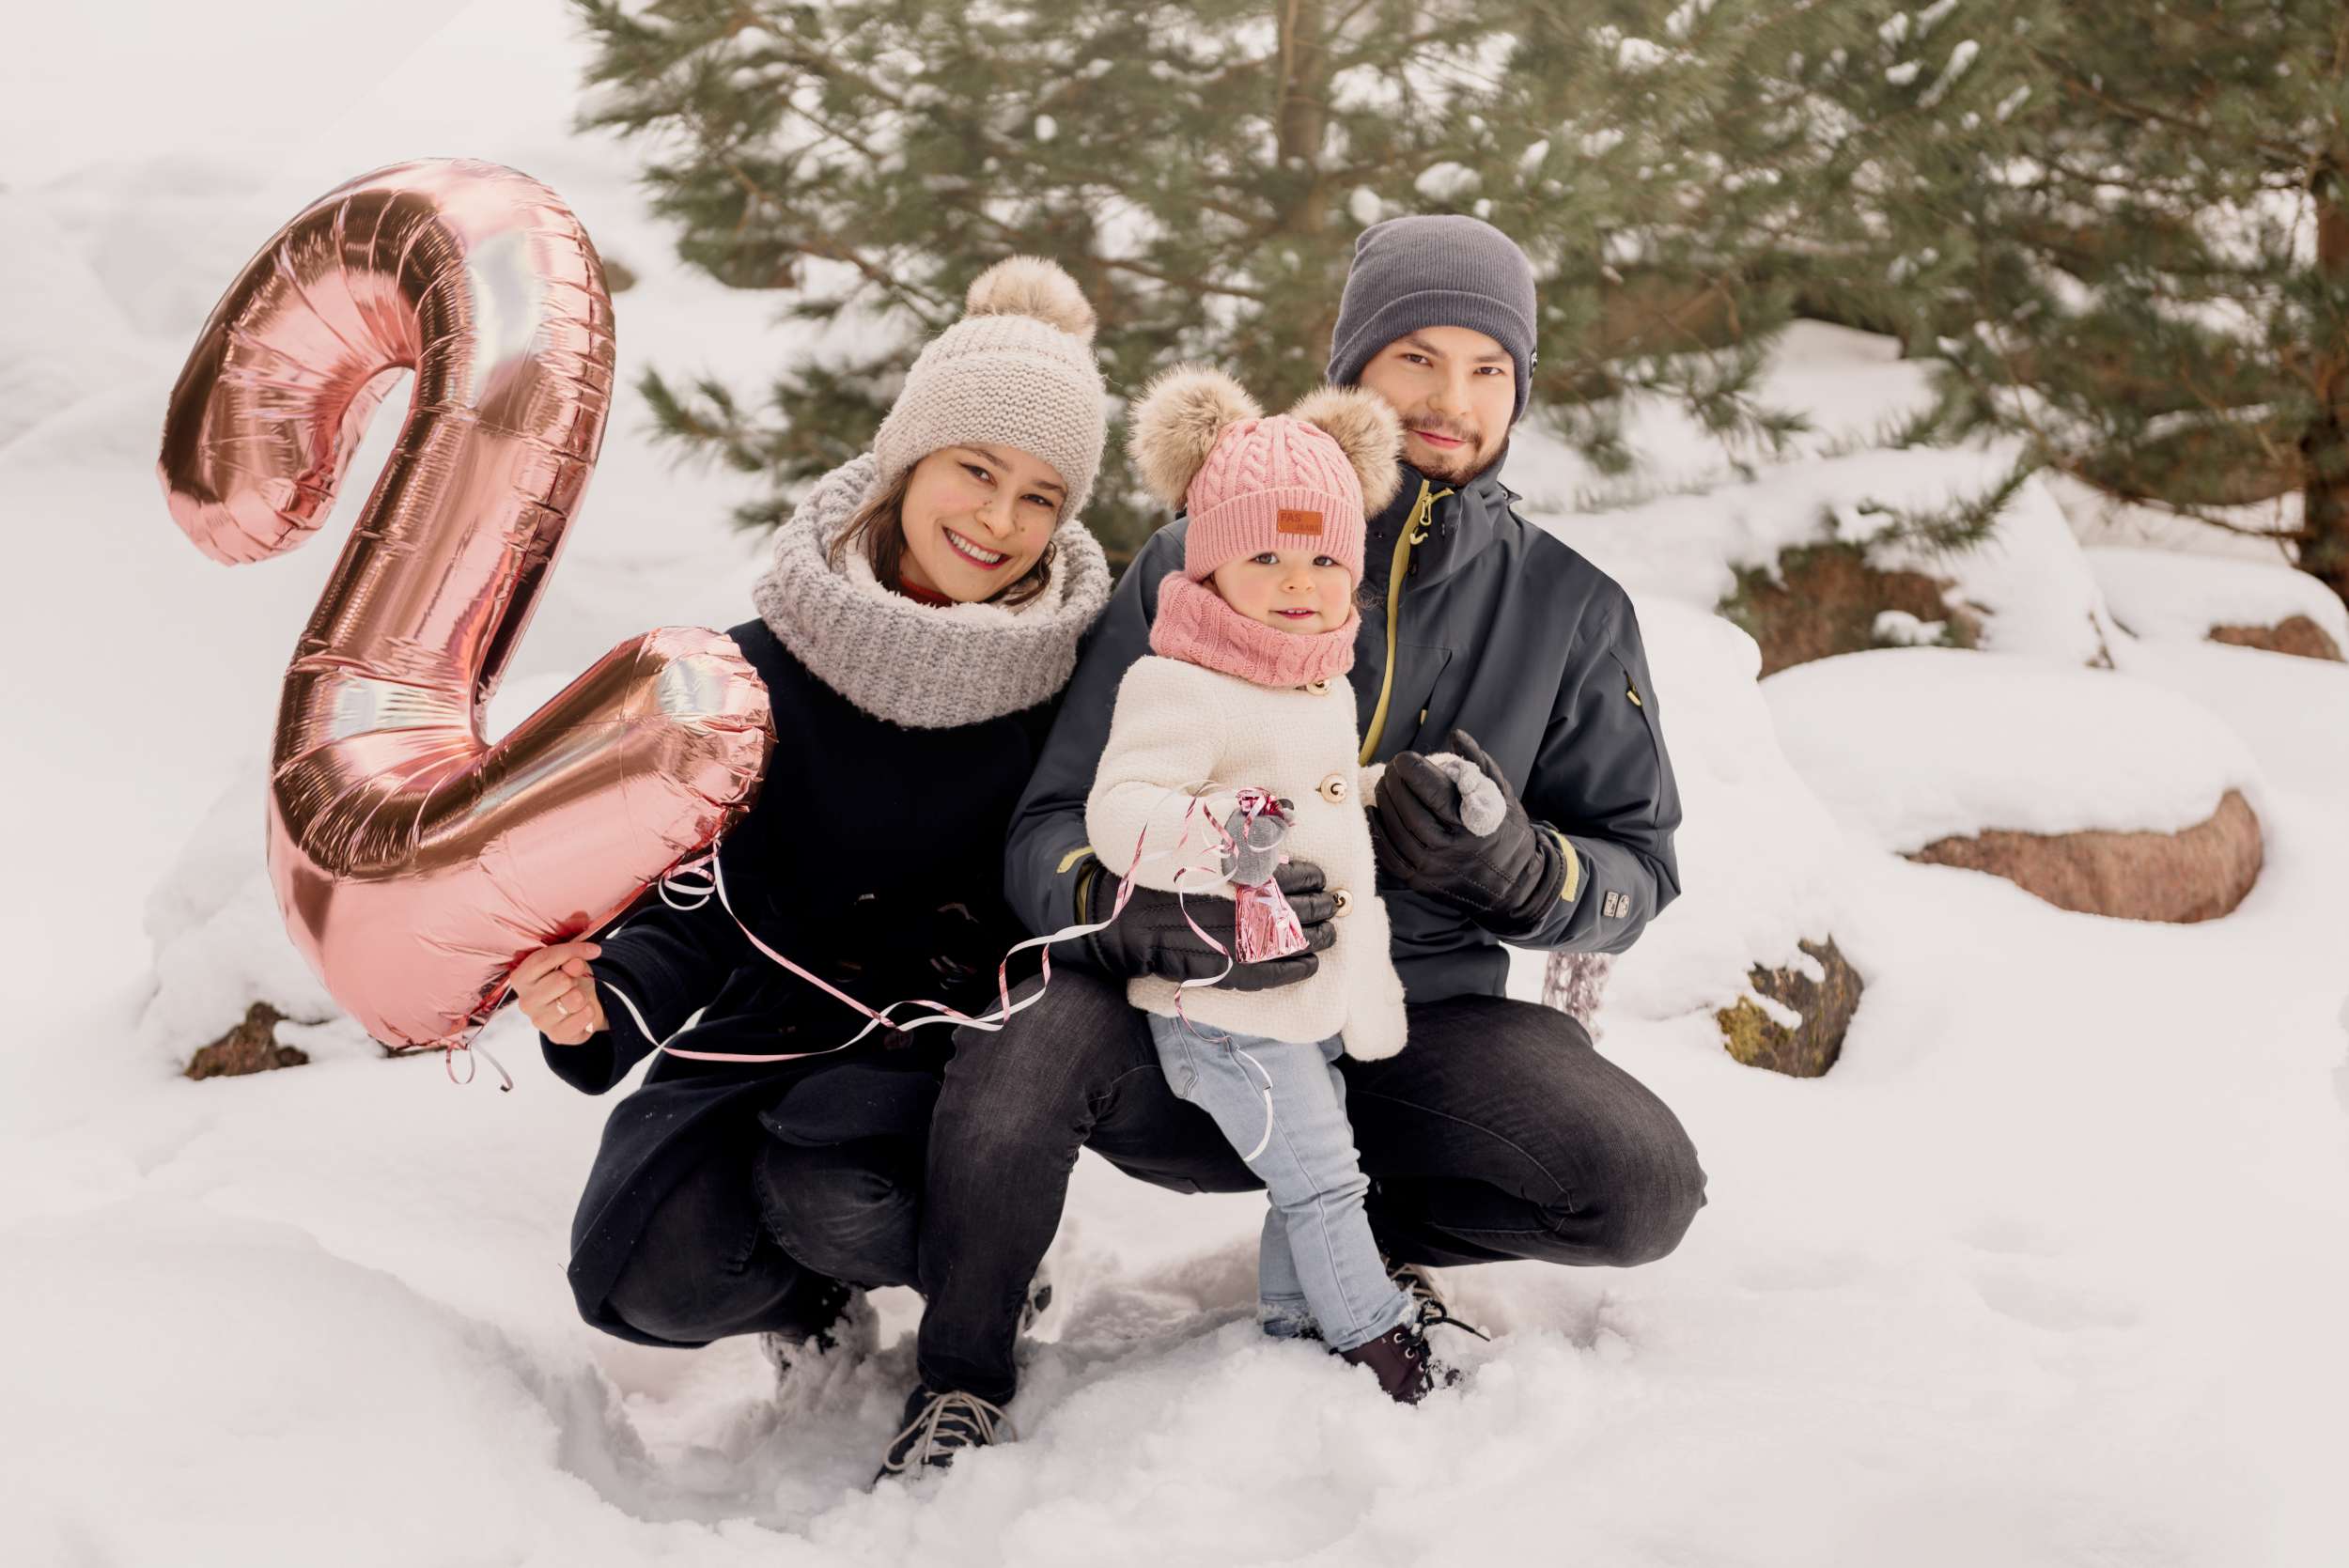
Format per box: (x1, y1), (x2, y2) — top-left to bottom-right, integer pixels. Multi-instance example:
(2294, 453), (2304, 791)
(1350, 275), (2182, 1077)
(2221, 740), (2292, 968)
(870, 256), (1110, 519)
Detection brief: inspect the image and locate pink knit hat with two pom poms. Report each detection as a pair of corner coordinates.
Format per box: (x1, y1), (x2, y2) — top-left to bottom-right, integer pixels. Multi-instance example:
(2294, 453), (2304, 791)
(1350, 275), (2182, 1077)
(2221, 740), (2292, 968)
(1128, 367), (1404, 686)
(1130, 368), (1405, 585)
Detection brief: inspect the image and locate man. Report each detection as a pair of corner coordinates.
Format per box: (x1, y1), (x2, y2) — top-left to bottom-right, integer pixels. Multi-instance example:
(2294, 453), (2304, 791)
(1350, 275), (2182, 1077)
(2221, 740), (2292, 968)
(885, 215), (1706, 1478)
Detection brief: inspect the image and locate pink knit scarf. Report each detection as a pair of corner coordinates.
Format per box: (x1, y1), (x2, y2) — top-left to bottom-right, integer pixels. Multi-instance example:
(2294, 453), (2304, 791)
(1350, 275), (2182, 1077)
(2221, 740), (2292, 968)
(1148, 573), (1358, 687)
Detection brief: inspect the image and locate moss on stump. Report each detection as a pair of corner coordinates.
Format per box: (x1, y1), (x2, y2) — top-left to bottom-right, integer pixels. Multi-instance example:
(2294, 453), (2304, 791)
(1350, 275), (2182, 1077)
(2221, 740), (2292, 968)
(1715, 936), (1862, 1078)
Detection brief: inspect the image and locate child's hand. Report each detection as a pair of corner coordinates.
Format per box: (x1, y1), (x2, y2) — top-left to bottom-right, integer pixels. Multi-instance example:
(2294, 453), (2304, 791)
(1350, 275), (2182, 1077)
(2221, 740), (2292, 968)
(513, 941), (608, 1044)
(1081, 862), (1336, 989)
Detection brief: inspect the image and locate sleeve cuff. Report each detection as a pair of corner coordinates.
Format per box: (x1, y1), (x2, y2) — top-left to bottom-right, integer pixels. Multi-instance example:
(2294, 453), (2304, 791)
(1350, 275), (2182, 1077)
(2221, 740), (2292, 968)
(1548, 827), (1581, 906)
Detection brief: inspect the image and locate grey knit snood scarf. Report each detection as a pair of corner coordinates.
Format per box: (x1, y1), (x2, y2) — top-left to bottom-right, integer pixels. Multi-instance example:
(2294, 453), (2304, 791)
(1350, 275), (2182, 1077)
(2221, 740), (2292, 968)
(752, 453), (1112, 730)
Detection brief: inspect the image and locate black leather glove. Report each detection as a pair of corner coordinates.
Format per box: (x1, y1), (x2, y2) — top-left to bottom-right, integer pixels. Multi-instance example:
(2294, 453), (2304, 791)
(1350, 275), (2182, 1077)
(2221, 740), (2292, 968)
(1078, 859), (1336, 990)
(1369, 728), (1565, 939)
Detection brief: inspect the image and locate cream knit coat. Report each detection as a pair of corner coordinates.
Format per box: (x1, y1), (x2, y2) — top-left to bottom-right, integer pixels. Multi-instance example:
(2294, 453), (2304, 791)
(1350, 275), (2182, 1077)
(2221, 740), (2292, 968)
(1085, 654), (1408, 1060)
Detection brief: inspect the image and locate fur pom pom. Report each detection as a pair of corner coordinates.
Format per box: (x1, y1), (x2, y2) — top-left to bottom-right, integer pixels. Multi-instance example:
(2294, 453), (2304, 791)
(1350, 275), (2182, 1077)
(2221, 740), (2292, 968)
(1128, 365), (1263, 509)
(964, 256), (1097, 341)
(1286, 386), (1406, 513)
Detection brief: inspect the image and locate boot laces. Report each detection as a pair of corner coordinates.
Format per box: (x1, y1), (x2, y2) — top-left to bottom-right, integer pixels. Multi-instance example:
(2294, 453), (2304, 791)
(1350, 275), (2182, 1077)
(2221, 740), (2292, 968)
(1385, 1257), (1492, 1342)
(881, 1389), (1014, 1476)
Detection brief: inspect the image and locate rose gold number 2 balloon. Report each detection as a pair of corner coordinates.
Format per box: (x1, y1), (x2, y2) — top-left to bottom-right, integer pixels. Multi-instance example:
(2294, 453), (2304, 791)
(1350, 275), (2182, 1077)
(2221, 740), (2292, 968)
(159, 159), (774, 1052)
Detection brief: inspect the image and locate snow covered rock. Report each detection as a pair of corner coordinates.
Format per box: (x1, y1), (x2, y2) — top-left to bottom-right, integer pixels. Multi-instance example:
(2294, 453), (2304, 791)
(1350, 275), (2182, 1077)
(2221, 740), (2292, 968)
(1765, 648), (2267, 923)
(2087, 546), (2346, 663)
(2212, 617), (2347, 661)
(1719, 539), (1981, 676)
(140, 766), (340, 1066)
(1546, 443), (2123, 672)
(1906, 788), (2263, 924)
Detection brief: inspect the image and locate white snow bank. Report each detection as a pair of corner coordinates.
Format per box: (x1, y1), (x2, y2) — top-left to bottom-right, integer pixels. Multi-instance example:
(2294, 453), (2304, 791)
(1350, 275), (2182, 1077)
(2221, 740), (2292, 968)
(1595, 598), (1859, 1025)
(2087, 544), (2349, 653)
(1540, 443), (2122, 667)
(1761, 648), (2263, 853)
(0, 1197), (800, 1567)
(136, 769), (337, 1063)
(0, 194), (163, 451)
(2108, 635), (2349, 800)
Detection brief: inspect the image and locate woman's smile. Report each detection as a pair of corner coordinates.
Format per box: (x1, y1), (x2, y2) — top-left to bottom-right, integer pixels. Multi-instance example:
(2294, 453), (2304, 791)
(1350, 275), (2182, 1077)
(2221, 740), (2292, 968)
(943, 526), (1010, 568)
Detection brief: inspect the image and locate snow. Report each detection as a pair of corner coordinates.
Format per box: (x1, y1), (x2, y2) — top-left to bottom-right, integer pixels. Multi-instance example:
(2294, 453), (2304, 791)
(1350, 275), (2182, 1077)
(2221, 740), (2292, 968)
(1413, 161), (1479, 202)
(1536, 438), (2122, 668)
(5, 3), (2349, 1563)
(1583, 600), (1855, 1026)
(1762, 648), (2263, 851)
(2087, 544), (2349, 652)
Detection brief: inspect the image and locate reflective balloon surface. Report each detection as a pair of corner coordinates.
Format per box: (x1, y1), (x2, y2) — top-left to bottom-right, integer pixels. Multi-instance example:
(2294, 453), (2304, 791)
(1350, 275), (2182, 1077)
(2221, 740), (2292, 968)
(159, 159), (772, 1050)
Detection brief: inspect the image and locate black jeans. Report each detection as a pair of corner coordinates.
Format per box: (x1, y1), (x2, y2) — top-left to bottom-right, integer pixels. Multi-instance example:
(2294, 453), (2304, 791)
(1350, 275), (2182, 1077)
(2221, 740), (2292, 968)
(601, 1130), (923, 1346)
(917, 969), (1707, 1404)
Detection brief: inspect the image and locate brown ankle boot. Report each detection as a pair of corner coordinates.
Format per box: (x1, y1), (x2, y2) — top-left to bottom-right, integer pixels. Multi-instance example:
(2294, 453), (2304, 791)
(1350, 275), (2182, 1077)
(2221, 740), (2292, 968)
(1339, 1319), (1456, 1405)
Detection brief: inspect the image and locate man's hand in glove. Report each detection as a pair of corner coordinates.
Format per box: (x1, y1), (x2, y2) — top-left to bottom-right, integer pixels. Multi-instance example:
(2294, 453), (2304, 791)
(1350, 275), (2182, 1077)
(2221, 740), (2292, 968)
(1079, 859), (1336, 990)
(1369, 729), (1566, 939)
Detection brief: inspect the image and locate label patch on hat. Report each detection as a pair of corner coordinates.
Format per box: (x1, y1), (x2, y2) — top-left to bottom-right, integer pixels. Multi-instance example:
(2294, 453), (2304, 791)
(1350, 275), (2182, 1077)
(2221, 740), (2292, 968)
(1277, 508), (1325, 536)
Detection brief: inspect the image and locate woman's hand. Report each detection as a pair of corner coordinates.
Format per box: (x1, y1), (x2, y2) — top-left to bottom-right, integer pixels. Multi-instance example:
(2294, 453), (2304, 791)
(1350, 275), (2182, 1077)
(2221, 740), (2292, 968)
(513, 940), (608, 1044)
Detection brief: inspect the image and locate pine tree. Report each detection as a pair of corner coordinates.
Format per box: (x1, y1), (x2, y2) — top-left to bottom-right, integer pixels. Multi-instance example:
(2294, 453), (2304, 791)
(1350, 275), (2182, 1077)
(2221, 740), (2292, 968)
(574, 0), (2030, 560)
(1851, 0), (2349, 611)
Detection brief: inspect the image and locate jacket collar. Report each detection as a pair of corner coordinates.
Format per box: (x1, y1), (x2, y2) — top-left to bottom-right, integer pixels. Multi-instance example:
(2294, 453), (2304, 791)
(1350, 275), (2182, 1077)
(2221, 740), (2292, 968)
(1362, 445), (1517, 594)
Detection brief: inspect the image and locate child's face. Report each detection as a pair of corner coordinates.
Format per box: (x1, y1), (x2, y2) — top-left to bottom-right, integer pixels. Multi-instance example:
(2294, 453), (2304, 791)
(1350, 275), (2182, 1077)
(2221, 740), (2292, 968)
(1209, 549), (1356, 635)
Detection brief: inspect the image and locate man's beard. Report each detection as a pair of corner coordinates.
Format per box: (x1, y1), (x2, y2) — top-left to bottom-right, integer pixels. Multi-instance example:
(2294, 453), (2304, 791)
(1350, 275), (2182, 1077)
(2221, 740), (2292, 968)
(1409, 427), (1506, 485)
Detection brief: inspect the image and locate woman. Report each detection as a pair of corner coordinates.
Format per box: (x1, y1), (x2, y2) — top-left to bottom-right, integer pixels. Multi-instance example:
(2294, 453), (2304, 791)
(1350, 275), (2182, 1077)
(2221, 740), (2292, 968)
(512, 256), (1110, 1478)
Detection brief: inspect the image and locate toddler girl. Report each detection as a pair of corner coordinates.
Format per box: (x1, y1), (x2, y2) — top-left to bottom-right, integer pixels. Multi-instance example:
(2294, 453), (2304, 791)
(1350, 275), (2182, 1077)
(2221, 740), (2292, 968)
(1085, 366), (1495, 1403)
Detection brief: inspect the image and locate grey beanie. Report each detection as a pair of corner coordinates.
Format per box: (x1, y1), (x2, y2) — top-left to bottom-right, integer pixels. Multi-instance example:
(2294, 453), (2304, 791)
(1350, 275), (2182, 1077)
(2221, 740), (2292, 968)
(872, 256), (1110, 518)
(1326, 215), (1539, 425)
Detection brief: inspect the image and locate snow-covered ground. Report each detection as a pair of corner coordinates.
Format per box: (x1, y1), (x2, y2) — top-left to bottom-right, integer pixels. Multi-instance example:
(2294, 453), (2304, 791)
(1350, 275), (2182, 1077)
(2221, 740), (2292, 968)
(6, 6), (2348, 1565)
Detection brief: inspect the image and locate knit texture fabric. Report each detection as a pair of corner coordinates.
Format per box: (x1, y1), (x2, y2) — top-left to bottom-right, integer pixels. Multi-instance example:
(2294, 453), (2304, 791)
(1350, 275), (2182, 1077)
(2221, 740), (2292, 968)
(1326, 214), (1539, 425)
(1085, 655), (1408, 1060)
(1147, 574), (1357, 689)
(1180, 413), (1372, 583)
(752, 453), (1111, 729)
(872, 259), (1109, 518)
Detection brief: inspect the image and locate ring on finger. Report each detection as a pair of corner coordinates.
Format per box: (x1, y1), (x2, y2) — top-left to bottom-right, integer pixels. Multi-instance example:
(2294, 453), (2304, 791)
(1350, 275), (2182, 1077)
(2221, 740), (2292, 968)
(555, 996), (574, 1017)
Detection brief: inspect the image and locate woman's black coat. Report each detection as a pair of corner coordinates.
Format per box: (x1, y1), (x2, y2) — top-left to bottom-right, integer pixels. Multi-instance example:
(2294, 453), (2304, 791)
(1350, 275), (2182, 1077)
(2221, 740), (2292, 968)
(540, 615), (1054, 1344)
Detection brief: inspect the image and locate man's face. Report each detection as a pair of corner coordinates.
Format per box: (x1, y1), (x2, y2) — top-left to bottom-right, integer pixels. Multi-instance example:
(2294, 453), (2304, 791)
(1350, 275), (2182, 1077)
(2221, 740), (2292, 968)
(1353, 324), (1515, 485)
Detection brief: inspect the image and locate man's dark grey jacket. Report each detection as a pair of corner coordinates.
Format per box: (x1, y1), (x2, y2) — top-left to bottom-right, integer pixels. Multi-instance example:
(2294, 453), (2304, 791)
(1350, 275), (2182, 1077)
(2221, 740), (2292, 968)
(1005, 458), (1686, 1004)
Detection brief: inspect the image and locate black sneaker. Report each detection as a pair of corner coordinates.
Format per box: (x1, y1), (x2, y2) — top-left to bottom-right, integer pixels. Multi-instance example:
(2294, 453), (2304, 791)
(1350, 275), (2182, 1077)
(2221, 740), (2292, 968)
(874, 1385), (1015, 1484)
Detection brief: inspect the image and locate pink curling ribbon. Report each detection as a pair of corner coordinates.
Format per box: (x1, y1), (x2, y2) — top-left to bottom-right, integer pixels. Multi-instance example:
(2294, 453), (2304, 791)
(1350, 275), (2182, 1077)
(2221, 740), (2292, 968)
(595, 783), (1256, 1068)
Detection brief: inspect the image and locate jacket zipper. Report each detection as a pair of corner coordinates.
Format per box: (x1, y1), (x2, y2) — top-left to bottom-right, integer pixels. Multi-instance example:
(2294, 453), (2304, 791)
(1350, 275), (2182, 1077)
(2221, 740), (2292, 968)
(1359, 479), (1453, 764)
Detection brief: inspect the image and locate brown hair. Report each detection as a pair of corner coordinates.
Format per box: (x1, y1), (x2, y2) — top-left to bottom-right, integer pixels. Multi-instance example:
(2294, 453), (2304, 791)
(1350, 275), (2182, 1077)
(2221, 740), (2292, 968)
(825, 462), (1058, 610)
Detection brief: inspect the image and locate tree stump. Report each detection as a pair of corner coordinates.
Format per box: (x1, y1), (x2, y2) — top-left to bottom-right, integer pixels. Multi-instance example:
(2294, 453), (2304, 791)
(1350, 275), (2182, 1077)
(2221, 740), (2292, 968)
(1715, 937), (1861, 1078)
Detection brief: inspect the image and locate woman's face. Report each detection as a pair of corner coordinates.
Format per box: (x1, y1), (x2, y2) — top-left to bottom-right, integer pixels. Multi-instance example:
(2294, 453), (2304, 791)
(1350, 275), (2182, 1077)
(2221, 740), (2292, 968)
(896, 444), (1066, 601)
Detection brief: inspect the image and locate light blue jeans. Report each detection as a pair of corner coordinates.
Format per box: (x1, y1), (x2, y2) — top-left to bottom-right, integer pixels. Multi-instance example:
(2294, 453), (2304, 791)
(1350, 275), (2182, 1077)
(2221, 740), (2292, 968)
(1146, 1014), (1415, 1354)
